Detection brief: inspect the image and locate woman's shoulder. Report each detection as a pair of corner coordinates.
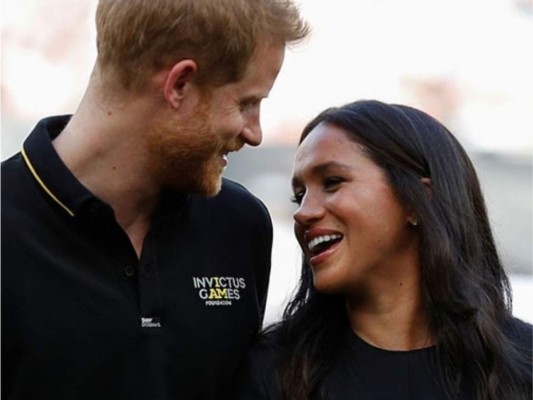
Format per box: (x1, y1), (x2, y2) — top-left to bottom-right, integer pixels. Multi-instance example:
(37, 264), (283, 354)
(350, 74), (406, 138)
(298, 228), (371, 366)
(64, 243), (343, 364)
(503, 316), (532, 349)
(247, 328), (284, 369)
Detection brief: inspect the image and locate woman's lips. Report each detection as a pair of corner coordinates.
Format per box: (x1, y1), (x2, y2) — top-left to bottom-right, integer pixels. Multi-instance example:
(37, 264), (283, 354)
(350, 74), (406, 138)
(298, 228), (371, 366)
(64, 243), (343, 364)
(308, 238), (342, 266)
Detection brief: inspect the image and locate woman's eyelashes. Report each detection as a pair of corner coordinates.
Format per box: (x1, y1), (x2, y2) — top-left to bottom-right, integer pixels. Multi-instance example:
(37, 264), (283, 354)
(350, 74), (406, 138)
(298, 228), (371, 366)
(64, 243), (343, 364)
(290, 176), (345, 205)
(323, 176), (344, 191)
(290, 190), (304, 205)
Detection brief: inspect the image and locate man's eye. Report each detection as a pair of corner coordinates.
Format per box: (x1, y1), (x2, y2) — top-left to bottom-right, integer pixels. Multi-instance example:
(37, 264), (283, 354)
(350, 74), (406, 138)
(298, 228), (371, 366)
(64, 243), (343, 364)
(240, 100), (259, 112)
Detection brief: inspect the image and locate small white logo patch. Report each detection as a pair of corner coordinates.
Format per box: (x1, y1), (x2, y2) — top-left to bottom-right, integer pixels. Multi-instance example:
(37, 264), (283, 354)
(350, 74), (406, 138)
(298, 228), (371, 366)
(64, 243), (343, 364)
(140, 317), (162, 328)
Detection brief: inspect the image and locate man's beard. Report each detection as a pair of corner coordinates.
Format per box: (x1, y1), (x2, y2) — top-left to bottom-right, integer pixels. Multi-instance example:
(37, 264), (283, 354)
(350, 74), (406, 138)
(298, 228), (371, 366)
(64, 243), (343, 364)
(146, 100), (227, 197)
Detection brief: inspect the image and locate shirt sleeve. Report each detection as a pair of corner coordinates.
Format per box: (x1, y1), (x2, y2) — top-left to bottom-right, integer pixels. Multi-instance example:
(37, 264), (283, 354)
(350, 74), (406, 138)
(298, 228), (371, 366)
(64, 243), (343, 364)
(255, 199), (273, 325)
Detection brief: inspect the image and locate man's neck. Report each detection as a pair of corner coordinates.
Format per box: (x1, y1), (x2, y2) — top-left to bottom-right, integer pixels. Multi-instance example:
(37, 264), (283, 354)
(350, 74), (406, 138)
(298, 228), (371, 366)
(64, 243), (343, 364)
(53, 85), (161, 256)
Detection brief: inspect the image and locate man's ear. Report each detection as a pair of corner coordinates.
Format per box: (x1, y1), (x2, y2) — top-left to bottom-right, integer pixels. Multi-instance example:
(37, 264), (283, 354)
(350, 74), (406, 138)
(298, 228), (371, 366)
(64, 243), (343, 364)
(163, 59), (198, 109)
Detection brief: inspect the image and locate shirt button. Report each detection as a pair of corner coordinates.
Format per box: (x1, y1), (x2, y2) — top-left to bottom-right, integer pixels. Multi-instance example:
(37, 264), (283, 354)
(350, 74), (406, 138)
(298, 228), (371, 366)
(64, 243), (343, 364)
(124, 266), (136, 278)
(145, 264), (153, 275)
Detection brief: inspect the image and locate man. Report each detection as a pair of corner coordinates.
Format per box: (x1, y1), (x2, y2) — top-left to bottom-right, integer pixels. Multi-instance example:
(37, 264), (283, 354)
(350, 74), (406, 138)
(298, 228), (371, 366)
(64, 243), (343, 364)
(1, 0), (309, 398)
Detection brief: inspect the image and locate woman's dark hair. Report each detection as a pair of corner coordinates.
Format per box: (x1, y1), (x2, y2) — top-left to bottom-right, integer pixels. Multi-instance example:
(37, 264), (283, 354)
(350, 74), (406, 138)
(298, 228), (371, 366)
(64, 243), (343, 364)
(270, 100), (531, 400)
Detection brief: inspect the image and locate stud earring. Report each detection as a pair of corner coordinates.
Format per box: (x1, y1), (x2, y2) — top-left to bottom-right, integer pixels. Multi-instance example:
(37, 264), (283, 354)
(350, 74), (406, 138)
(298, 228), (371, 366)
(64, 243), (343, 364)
(409, 218), (419, 227)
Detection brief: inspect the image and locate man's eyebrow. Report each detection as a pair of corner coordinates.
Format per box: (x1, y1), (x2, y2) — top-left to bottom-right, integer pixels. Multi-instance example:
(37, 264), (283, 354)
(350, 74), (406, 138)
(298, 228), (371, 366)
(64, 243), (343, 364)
(240, 94), (266, 103)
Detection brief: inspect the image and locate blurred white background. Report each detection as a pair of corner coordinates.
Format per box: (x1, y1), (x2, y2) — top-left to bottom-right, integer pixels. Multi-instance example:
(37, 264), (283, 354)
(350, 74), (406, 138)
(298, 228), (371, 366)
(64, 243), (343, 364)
(2, 0), (532, 323)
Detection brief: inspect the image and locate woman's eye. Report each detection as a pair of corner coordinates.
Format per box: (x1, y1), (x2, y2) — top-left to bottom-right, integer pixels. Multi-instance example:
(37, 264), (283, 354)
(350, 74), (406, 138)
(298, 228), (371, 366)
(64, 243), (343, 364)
(324, 176), (344, 189)
(290, 191), (304, 205)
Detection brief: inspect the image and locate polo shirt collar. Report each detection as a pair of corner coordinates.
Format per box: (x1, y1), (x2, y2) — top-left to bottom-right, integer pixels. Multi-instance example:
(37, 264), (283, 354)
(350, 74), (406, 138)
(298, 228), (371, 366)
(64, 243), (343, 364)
(22, 115), (97, 217)
(22, 115), (190, 220)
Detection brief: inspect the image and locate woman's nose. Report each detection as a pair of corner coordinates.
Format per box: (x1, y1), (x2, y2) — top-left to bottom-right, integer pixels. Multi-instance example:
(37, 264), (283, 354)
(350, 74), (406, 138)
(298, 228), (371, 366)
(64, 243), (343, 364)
(293, 192), (325, 227)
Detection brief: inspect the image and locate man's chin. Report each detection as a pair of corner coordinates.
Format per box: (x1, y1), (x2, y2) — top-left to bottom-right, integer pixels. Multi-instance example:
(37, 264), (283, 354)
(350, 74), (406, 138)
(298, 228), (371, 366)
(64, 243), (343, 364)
(159, 159), (223, 197)
(198, 178), (222, 198)
(162, 180), (222, 197)
(176, 174), (222, 198)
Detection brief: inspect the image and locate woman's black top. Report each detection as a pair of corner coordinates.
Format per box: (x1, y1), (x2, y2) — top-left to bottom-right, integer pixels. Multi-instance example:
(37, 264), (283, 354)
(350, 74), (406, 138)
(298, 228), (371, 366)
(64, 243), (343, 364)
(234, 317), (532, 399)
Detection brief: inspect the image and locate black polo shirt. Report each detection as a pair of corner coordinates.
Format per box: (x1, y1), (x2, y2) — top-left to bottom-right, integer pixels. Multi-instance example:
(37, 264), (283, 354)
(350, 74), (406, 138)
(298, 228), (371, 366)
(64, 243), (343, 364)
(1, 115), (273, 399)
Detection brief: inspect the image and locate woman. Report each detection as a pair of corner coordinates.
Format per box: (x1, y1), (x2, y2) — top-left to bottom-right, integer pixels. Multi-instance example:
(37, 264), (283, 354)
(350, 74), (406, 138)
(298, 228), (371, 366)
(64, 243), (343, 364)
(234, 100), (532, 400)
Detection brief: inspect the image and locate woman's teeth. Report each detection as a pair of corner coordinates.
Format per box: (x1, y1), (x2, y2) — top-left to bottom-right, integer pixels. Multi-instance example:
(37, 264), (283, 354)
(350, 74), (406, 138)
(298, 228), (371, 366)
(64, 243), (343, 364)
(308, 234), (342, 252)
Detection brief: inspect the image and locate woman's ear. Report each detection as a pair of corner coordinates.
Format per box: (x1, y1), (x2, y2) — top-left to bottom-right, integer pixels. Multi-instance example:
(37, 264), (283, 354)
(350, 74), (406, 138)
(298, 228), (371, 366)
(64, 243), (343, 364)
(163, 59), (198, 109)
(406, 177), (432, 226)
(421, 177), (432, 197)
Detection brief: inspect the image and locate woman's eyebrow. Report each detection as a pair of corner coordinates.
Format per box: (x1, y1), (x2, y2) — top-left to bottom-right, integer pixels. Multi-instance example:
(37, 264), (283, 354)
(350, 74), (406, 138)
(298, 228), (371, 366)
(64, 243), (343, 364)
(311, 161), (353, 175)
(291, 161), (353, 188)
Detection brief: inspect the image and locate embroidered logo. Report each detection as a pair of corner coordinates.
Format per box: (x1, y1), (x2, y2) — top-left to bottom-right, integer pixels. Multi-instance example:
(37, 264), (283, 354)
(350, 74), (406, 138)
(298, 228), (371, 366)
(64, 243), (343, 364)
(192, 276), (246, 306)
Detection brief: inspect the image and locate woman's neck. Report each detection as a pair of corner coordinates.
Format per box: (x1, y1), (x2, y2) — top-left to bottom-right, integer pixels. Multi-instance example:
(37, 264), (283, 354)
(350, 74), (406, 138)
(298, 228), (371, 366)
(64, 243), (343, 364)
(346, 279), (432, 351)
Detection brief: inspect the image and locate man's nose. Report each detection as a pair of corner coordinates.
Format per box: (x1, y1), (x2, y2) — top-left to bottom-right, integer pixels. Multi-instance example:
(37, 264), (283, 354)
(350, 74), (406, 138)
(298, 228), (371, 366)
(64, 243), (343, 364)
(241, 119), (262, 147)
